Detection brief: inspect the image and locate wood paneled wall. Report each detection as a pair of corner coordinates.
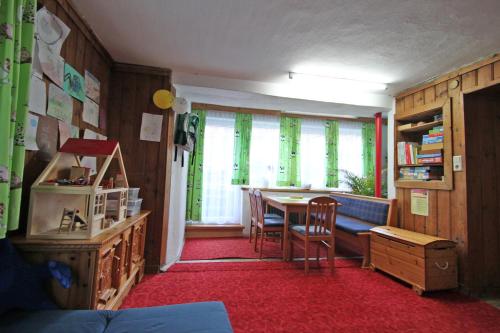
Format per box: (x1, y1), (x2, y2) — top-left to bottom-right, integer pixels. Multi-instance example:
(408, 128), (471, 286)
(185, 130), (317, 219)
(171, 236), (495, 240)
(107, 63), (175, 273)
(395, 54), (500, 292)
(20, 0), (112, 230)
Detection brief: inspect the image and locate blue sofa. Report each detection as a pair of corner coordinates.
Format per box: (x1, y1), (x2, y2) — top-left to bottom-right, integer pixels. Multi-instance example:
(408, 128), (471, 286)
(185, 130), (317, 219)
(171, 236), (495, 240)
(0, 301), (234, 333)
(329, 193), (397, 267)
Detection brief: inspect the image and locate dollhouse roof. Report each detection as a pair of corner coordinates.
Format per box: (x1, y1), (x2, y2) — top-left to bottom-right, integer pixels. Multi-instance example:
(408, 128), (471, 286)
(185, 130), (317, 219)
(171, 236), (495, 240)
(60, 138), (119, 156)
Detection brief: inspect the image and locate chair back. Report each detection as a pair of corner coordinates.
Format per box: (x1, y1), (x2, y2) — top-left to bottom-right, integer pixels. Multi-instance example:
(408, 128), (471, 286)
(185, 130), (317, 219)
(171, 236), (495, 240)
(248, 188), (257, 224)
(254, 190), (265, 224)
(306, 196), (338, 237)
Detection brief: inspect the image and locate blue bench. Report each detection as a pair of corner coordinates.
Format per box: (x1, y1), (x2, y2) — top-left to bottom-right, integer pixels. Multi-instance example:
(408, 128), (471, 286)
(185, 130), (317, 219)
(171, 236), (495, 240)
(0, 301), (234, 333)
(329, 193), (397, 268)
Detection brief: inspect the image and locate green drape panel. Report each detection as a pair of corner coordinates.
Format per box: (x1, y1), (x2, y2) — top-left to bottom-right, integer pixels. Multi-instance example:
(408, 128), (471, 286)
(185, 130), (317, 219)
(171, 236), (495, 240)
(362, 122), (375, 178)
(231, 113), (252, 185)
(277, 116), (301, 186)
(185, 109), (206, 222)
(0, 0), (36, 238)
(325, 120), (339, 187)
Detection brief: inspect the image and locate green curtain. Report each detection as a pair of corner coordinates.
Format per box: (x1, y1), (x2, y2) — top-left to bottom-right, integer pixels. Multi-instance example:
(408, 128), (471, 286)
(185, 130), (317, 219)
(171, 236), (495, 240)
(362, 122), (375, 178)
(325, 120), (339, 187)
(277, 116), (301, 186)
(231, 113), (252, 185)
(185, 109), (206, 222)
(0, 0), (36, 238)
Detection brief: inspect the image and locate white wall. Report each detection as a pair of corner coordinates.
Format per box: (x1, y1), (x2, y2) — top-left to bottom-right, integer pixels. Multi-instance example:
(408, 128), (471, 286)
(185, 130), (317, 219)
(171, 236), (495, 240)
(163, 98), (190, 271)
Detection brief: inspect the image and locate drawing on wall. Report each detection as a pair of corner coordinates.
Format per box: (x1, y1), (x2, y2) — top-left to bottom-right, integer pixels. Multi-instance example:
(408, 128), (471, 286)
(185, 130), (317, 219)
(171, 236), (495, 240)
(71, 125), (79, 139)
(38, 41), (64, 87)
(25, 114), (39, 151)
(58, 120), (71, 148)
(64, 63), (85, 102)
(84, 70), (100, 103)
(83, 97), (99, 128)
(140, 113), (164, 142)
(36, 115), (58, 162)
(47, 83), (73, 124)
(35, 7), (70, 55)
(28, 73), (47, 116)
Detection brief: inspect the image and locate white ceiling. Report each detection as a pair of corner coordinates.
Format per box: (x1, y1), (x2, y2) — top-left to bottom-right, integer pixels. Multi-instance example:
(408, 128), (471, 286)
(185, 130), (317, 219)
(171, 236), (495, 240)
(72, 0), (500, 115)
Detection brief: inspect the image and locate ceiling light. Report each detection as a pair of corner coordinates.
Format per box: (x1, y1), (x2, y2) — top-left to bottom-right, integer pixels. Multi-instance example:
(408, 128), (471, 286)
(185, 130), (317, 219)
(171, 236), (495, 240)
(288, 72), (387, 92)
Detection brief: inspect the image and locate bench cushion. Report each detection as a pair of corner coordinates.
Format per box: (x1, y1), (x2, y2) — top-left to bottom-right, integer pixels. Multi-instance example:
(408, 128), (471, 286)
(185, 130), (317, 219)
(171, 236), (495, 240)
(264, 213), (282, 219)
(264, 217), (284, 226)
(290, 225), (331, 236)
(105, 302), (233, 333)
(0, 302), (233, 333)
(330, 195), (389, 226)
(335, 214), (376, 235)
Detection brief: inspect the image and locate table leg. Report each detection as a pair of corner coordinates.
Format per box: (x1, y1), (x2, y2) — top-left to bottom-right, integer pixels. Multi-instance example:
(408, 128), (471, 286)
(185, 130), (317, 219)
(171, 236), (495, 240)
(283, 207), (289, 261)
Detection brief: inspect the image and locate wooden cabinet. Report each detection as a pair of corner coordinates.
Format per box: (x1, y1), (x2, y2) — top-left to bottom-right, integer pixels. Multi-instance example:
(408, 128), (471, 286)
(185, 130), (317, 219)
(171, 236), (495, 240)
(370, 226), (458, 295)
(12, 211), (150, 310)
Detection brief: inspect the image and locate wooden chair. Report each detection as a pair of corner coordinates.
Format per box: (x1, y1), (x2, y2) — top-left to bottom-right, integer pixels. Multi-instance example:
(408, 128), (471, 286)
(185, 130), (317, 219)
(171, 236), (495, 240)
(254, 190), (285, 259)
(248, 188), (257, 243)
(289, 196), (338, 274)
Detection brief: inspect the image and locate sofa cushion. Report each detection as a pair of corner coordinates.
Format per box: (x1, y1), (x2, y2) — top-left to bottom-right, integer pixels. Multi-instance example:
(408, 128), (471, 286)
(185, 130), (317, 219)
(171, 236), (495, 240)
(290, 225), (331, 236)
(0, 309), (109, 333)
(104, 302), (233, 333)
(335, 214), (376, 235)
(330, 195), (389, 226)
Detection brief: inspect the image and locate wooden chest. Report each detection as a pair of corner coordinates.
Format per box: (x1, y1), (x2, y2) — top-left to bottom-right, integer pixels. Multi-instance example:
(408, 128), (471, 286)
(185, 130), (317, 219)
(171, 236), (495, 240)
(370, 226), (457, 295)
(12, 211), (149, 309)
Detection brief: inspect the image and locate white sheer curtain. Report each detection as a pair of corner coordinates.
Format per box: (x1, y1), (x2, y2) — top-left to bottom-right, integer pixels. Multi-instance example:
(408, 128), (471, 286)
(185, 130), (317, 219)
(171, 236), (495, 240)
(300, 118), (327, 188)
(201, 111), (241, 224)
(249, 114), (280, 187)
(338, 120), (363, 190)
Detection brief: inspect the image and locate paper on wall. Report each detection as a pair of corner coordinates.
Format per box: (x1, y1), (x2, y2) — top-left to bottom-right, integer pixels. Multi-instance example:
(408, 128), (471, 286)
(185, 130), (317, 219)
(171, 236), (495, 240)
(140, 113), (163, 142)
(63, 63), (85, 102)
(28, 73), (47, 115)
(32, 38), (43, 75)
(81, 129), (106, 175)
(47, 83), (73, 124)
(38, 41), (64, 87)
(36, 7), (71, 55)
(84, 70), (100, 103)
(71, 125), (80, 139)
(25, 114), (39, 151)
(58, 120), (71, 148)
(82, 97), (99, 127)
(36, 115), (58, 162)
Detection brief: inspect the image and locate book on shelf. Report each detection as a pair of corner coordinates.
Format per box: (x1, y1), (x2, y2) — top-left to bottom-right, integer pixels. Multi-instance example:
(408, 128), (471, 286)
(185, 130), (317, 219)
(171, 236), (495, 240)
(416, 149), (443, 164)
(429, 126), (443, 134)
(422, 134), (444, 144)
(399, 166), (443, 181)
(421, 142), (444, 151)
(397, 142), (419, 165)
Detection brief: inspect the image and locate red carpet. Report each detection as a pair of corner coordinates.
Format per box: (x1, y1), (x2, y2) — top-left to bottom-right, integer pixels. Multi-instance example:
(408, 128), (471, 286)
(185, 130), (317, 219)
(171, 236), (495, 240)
(122, 261), (500, 333)
(180, 237), (357, 260)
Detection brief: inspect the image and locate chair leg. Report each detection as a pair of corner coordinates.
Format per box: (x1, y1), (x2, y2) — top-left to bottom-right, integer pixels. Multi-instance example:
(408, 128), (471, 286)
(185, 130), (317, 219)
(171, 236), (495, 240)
(328, 240), (335, 273)
(259, 228), (265, 259)
(254, 227), (259, 252)
(304, 240), (309, 274)
(248, 222), (253, 243)
(290, 238), (294, 261)
(316, 243), (320, 267)
(280, 232), (284, 250)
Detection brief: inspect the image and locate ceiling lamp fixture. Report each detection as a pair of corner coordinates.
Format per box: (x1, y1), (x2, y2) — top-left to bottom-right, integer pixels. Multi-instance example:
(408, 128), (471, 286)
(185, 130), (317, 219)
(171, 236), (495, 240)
(288, 72), (387, 92)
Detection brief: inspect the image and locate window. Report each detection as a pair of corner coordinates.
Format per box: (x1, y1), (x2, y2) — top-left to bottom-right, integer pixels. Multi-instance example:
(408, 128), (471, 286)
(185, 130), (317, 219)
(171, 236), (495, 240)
(300, 118), (326, 188)
(249, 114), (280, 187)
(338, 121), (363, 190)
(201, 111), (241, 224)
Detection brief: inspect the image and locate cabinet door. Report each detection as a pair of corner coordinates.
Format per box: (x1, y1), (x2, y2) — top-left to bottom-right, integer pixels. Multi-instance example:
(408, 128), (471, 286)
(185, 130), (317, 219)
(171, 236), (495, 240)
(130, 219), (145, 273)
(120, 228), (132, 286)
(96, 237), (121, 309)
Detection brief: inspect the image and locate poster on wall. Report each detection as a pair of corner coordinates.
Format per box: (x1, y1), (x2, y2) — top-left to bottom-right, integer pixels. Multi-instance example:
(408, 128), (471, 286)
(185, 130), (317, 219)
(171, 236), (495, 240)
(58, 121), (71, 148)
(28, 73), (47, 116)
(47, 83), (73, 124)
(83, 97), (99, 128)
(140, 113), (163, 142)
(411, 189), (429, 216)
(63, 63), (85, 102)
(38, 41), (64, 87)
(25, 114), (40, 151)
(36, 7), (71, 55)
(84, 70), (100, 103)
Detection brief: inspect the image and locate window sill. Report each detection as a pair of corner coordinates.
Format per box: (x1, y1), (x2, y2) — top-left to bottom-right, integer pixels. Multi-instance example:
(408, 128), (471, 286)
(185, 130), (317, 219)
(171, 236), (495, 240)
(185, 224), (244, 238)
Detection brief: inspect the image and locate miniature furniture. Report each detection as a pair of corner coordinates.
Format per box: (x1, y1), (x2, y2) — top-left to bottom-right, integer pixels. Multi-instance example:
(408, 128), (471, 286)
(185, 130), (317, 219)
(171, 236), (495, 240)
(253, 190), (285, 259)
(329, 193), (397, 268)
(12, 212), (149, 310)
(370, 226), (458, 295)
(289, 197), (338, 274)
(0, 301), (234, 333)
(27, 139), (130, 239)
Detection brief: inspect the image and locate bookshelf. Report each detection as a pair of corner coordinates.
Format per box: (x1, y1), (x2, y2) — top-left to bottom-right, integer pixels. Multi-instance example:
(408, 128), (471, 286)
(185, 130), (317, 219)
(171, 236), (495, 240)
(394, 98), (453, 190)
